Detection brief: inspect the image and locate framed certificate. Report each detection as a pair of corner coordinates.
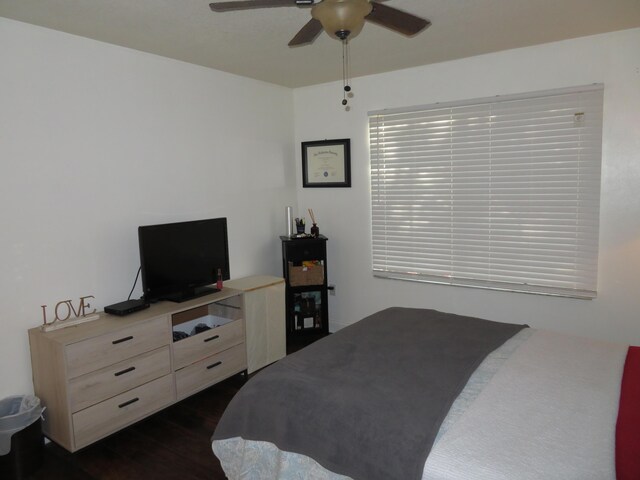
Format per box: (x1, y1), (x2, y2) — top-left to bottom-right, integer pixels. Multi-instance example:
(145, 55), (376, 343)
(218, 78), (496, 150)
(301, 139), (351, 188)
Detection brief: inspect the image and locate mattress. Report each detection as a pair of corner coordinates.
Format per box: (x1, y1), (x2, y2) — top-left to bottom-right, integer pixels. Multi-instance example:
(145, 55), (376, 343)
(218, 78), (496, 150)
(212, 311), (629, 480)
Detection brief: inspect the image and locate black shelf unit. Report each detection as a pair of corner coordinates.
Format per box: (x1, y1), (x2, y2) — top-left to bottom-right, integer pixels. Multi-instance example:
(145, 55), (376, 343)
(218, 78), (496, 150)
(280, 235), (329, 344)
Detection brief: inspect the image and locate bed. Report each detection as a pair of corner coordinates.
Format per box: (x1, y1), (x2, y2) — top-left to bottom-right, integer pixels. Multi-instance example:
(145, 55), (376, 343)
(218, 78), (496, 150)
(211, 307), (640, 480)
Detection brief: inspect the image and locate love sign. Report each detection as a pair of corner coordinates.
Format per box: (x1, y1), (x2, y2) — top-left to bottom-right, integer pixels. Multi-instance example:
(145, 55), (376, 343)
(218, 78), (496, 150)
(41, 295), (99, 332)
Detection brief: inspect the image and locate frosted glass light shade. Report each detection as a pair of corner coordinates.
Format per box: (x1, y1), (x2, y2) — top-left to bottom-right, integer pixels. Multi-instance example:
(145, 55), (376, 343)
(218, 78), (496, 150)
(312, 0), (373, 40)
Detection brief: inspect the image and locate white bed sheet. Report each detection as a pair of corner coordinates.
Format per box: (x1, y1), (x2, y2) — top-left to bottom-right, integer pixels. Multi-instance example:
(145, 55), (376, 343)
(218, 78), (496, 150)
(422, 329), (626, 480)
(212, 328), (626, 480)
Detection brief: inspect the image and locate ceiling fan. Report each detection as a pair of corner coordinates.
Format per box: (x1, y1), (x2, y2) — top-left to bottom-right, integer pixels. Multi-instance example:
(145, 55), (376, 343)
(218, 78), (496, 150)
(208, 0), (431, 46)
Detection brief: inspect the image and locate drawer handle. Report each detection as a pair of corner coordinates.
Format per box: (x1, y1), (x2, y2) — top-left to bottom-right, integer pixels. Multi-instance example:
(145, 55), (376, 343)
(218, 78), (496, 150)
(114, 366), (136, 377)
(206, 361), (222, 370)
(204, 335), (220, 343)
(112, 336), (134, 345)
(118, 397), (139, 409)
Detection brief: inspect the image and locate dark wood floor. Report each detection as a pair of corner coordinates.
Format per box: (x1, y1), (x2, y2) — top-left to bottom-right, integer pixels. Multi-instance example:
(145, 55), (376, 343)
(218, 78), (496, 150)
(27, 339), (319, 480)
(30, 373), (246, 480)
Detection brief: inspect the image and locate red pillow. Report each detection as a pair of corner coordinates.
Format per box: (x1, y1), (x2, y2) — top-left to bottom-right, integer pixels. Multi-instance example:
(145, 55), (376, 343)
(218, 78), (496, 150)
(616, 346), (640, 480)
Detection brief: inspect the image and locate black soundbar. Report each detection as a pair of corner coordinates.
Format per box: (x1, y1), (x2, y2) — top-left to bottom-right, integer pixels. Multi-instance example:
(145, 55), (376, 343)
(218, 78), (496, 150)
(104, 298), (149, 316)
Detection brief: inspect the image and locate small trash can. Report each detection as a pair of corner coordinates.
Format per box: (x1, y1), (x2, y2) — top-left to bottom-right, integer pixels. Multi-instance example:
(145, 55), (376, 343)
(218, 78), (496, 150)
(0, 395), (45, 480)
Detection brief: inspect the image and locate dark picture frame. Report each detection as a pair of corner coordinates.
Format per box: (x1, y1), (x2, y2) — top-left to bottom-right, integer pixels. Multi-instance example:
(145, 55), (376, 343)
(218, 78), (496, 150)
(302, 139), (351, 188)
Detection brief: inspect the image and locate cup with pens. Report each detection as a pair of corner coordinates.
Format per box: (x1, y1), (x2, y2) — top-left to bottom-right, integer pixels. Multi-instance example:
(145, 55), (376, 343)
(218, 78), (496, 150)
(295, 217), (306, 234)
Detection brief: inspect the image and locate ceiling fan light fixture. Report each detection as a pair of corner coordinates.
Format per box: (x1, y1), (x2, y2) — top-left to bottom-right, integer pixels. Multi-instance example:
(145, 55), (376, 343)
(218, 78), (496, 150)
(311, 0), (373, 40)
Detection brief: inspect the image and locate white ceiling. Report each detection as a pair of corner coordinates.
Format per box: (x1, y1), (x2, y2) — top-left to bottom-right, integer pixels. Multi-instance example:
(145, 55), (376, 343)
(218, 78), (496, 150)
(1, 0), (639, 88)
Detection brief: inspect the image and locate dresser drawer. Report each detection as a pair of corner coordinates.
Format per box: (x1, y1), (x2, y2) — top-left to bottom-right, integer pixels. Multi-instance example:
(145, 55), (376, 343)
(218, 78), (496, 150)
(175, 343), (246, 400)
(285, 240), (326, 263)
(72, 374), (174, 449)
(173, 319), (244, 370)
(66, 316), (169, 379)
(68, 346), (171, 413)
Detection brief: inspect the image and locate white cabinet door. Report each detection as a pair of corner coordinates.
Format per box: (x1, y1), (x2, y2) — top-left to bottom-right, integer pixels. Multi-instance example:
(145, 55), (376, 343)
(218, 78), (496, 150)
(227, 276), (286, 373)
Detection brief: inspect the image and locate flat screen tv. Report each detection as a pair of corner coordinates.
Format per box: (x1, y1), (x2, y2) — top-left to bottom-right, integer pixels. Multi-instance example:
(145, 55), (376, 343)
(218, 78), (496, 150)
(138, 217), (230, 303)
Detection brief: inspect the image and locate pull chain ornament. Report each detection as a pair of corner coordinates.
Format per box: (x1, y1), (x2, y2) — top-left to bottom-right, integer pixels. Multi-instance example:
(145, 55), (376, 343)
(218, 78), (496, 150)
(341, 38), (352, 107)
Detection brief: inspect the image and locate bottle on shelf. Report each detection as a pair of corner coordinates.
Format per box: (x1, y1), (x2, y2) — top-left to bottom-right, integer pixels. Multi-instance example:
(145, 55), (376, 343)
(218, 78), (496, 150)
(216, 268), (223, 290)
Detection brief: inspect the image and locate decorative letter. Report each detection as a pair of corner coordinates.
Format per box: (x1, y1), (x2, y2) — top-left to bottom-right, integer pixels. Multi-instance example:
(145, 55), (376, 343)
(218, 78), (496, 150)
(54, 300), (73, 322)
(79, 295), (96, 316)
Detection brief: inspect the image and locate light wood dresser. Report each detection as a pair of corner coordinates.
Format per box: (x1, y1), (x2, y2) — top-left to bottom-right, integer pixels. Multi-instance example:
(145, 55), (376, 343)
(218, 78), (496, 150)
(28, 287), (247, 452)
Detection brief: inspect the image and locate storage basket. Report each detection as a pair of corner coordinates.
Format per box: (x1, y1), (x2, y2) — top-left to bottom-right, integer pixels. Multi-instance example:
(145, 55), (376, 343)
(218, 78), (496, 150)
(288, 261), (324, 286)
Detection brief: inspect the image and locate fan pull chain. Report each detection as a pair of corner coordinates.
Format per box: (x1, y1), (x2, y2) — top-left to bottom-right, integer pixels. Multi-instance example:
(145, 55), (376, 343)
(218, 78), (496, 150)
(341, 39), (351, 107)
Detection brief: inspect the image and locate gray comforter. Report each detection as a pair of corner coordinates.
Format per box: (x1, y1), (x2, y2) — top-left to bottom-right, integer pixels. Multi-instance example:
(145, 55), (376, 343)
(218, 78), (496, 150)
(213, 307), (526, 480)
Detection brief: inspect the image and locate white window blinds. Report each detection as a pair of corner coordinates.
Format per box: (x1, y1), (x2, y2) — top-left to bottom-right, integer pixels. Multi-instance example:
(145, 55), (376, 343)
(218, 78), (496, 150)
(369, 84), (604, 298)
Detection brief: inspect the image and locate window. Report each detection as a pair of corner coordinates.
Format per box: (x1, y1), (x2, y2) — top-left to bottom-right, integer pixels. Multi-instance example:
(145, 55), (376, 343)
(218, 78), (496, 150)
(369, 85), (604, 298)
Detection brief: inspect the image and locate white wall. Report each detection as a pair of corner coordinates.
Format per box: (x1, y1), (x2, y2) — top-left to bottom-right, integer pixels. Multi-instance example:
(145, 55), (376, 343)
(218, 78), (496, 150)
(0, 18), (296, 397)
(294, 28), (640, 345)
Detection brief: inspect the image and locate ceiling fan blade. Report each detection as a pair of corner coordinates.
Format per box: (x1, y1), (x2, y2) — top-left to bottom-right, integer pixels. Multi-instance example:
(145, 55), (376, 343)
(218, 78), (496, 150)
(288, 18), (323, 47)
(209, 0), (298, 12)
(366, 2), (431, 36)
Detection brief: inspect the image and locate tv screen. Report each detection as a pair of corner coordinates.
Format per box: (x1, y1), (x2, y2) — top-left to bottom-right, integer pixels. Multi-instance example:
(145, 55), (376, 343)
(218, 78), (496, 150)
(138, 217), (230, 303)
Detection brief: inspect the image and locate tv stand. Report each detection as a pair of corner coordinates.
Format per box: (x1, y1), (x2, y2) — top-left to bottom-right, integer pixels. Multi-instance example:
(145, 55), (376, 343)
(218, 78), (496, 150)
(28, 275), (286, 453)
(164, 285), (219, 303)
(28, 287), (246, 452)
